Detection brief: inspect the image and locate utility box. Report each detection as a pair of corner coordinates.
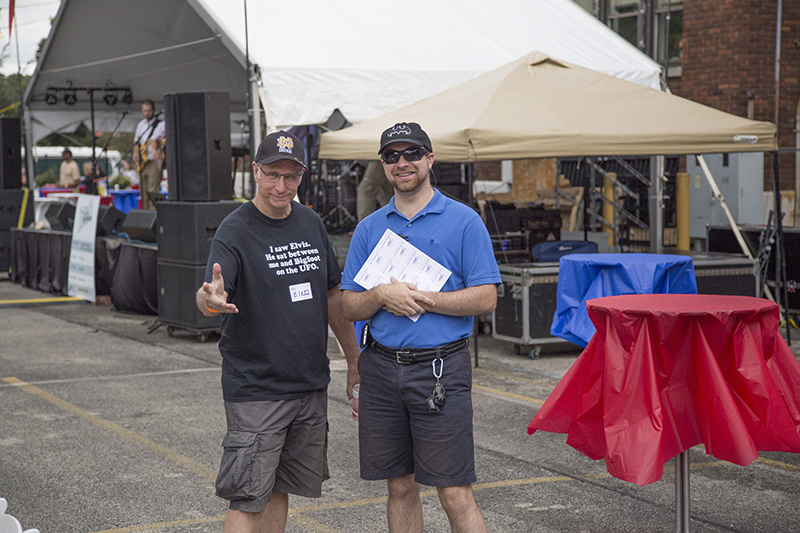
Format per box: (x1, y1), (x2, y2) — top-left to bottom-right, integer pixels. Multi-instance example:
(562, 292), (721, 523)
(686, 152), (764, 243)
(492, 262), (573, 357)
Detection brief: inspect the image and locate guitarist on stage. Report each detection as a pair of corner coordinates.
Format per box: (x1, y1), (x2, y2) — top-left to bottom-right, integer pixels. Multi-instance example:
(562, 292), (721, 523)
(133, 99), (166, 210)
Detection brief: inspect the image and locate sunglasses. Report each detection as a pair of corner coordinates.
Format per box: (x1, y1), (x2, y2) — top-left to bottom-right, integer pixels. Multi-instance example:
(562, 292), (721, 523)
(380, 147), (428, 165)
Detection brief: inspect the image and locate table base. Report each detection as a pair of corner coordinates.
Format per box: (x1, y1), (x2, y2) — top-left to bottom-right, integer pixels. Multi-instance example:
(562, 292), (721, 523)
(675, 451), (690, 532)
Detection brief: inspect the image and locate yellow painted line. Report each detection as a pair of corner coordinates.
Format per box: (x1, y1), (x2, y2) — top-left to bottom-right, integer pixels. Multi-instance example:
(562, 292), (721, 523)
(581, 472), (613, 480)
(87, 458), (785, 533)
(756, 456), (800, 472)
(2, 377), (217, 481)
(11, 374), (798, 532)
(287, 512), (340, 533)
(92, 515), (225, 533)
(473, 383), (545, 405)
(293, 496), (388, 513)
(92, 512), (338, 533)
(474, 475), (574, 490)
(0, 296), (84, 305)
(4, 377), (339, 533)
(474, 366), (557, 389)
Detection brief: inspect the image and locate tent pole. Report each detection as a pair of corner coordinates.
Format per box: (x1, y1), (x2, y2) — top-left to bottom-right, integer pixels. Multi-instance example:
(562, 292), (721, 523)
(795, 97), (800, 226)
(696, 155), (752, 259)
(23, 105), (35, 186)
(244, 0), (257, 199)
(697, 154), (781, 313)
(772, 151), (791, 342)
(248, 71), (260, 197)
(649, 155), (664, 250)
(90, 90), (96, 162)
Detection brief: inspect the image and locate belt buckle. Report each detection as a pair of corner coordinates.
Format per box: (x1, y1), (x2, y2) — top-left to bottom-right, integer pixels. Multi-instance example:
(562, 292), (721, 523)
(396, 350), (411, 364)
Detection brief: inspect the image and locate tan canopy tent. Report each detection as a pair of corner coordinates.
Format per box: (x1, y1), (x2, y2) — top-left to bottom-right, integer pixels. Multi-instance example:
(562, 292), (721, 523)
(319, 52), (777, 161)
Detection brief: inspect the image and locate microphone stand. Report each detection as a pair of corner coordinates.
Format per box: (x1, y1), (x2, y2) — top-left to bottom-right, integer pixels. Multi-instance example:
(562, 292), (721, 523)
(93, 111), (129, 197)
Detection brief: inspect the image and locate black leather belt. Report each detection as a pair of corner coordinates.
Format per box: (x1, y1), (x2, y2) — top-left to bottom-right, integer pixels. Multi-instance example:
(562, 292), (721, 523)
(370, 339), (469, 364)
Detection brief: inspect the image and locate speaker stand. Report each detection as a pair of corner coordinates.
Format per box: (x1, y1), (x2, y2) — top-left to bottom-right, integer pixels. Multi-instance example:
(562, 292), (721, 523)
(321, 177), (357, 232)
(147, 319), (218, 343)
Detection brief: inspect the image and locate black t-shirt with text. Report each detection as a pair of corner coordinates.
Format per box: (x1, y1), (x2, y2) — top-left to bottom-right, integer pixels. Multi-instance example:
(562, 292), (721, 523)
(205, 201), (341, 401)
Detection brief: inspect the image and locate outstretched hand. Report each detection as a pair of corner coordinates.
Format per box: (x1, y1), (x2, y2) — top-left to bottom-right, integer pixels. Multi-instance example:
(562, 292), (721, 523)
(199, 263), (238, 314)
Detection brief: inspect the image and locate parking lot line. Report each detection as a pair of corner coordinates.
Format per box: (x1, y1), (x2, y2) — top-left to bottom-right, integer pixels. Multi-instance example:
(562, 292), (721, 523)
(3, 376), (352, 533)
(472, 383), (545, 405)
(474, 366), (557, 389)
(85, 454), (800, 532)
(2, 376), (218, 481)
(9, 374), (798, 533)
(91, 515), (226, 533)
(0, 296), (84, 306)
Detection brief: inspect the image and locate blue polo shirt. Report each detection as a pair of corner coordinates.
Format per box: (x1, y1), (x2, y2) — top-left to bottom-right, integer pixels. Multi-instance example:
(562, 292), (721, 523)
(342, 189), (500, 348)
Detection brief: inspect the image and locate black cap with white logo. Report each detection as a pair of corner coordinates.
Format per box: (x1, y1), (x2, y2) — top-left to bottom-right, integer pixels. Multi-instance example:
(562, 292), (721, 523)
(254, 131), (307, 169)
(378, 122), (433, 154)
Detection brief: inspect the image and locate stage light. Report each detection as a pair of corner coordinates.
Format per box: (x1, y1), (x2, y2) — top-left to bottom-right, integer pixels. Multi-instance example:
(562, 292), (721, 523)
(45, 87), (58, 105)
(121, 88), (133, 105)
(103, 90), (118, 106)
(63, 89), (77, 106)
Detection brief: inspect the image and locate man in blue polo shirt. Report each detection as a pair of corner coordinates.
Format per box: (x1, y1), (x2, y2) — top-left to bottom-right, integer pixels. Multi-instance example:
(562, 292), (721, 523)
(341, 122), (501, 533)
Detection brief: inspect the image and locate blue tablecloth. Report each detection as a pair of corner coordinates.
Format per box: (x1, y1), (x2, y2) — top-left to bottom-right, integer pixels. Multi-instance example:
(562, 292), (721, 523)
(110, 190), (141, 214)
(550, 253), (697, 347)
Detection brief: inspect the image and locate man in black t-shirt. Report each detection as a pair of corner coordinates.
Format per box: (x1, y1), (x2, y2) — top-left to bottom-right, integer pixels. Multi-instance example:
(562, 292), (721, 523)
(196, 130), (360, 533)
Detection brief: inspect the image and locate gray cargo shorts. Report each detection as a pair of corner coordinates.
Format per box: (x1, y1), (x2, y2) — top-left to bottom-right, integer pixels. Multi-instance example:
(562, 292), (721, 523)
(216, 391), (329, 513)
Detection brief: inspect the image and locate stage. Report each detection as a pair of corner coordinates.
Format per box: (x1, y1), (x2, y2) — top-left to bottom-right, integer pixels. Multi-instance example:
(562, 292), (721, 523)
(9, 227), (157, 315)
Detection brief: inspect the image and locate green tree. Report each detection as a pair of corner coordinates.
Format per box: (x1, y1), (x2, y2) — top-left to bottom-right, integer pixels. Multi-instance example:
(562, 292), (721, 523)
(0, 44), (30, 118)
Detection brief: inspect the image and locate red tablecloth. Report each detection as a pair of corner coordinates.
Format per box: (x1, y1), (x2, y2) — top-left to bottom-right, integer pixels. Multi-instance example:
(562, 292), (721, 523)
(527, 294), (800, 486)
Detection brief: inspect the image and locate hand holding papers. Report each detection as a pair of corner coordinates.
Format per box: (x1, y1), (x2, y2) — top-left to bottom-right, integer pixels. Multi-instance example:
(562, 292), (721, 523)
(354, 229), (451, 321)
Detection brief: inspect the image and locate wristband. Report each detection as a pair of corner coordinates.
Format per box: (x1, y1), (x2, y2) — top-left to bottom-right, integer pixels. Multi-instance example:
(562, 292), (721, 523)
(205, 306), (220, 314)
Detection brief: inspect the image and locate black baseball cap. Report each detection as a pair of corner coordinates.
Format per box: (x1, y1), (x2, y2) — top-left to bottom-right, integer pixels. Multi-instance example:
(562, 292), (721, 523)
(378, 122), (433, 154)
(254, 131), (307, 169)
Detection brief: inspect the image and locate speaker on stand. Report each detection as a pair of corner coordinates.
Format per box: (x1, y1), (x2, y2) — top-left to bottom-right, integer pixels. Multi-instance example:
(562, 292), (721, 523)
(121, 209), (158, 242)
(45, 202), (76, 231)
(157, 93), (236, 339)
(164, 91), (232, 201)
(154, 201), (241, 340)
(97, 205), (126, 236)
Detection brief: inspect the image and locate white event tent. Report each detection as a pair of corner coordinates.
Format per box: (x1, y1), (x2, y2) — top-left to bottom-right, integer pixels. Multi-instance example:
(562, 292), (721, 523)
(22, 0), (662, 150)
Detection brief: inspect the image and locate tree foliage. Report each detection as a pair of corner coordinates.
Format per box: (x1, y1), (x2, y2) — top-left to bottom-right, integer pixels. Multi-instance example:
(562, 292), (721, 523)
(0, 44), (29, 118)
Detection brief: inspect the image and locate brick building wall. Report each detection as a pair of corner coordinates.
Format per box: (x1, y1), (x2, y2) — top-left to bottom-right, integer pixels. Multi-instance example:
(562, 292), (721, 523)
(676, 0), (799, 191)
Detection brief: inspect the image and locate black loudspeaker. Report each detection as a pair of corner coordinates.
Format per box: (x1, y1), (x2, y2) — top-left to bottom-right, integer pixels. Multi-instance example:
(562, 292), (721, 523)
(45, 202), (75, 231)
(0, 118), (21, 189)
(0, 229), (9, 271)
(437, 183), (471, 205)
(122, 209), (158, 242)
(97, 205), (126, 236)
(432, 163), (467, 185)
(156, 201), (240, 264)
(157, 262), (222, 330)
(708, 224), (800, 312)
(164, 91), (232, 201)
(0, 189), (34, 229)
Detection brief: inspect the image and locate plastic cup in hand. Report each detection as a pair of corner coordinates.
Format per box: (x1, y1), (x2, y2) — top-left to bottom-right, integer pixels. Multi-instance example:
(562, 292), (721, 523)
(351, 384), (360, 426)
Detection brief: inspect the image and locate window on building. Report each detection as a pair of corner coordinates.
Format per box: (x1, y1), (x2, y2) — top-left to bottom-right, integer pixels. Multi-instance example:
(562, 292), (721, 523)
(572, 0), (595, 14)
(655, 0), (683, 69)
(608, 0), (640, 49)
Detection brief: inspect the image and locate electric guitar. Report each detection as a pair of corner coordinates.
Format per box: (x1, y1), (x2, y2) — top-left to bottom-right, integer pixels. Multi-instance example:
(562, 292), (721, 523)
(136, 140), (162, 174)
(135, 116), (162, 173)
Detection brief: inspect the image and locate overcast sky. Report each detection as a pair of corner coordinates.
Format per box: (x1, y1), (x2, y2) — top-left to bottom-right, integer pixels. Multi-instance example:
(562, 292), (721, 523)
(1, 0), (61, 76)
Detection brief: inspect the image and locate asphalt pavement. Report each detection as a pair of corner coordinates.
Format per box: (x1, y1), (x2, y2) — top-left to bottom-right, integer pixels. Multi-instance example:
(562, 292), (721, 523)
(1, 274), (800, 532)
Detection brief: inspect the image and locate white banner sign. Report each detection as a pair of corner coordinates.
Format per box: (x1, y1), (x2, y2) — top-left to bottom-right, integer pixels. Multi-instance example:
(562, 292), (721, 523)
(68, 195), (100, 302)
